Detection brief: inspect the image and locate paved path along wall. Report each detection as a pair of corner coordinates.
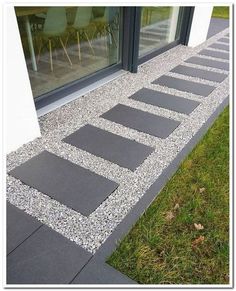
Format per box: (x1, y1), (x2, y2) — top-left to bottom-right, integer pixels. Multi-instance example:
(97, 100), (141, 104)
(6, 26), (230, 284)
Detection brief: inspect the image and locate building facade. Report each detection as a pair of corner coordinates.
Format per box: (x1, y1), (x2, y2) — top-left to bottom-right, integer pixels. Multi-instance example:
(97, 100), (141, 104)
(4, 5), (214, 153)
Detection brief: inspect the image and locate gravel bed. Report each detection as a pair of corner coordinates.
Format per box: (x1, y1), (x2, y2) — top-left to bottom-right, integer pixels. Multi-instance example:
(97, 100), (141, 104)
(6, 27), (229, 253)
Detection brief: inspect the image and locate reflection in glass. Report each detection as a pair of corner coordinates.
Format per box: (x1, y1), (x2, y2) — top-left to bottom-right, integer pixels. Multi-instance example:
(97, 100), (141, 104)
(15, 7), (121, 98)
(139, 7), (183, 56)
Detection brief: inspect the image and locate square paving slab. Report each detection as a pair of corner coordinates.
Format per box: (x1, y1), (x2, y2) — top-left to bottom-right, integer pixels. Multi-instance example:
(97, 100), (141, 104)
(7, 226), (91, 284)
(7, 203), (42, 255)
(152, 75), (215, 96)
(9, 151), (118, 216)
(129, 88), (200, 114)
(101, 104), (180, 139)
(171, 64), (227, 82)
(63, 125), (154, 171)
(185, 56), (229, 71)
(218, 37), (229, 43)
(209, 43), (229, 52)
(198, 49), (229, 60)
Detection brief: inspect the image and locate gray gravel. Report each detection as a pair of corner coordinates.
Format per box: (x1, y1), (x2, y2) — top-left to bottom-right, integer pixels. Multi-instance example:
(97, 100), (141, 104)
(6, 28), (230, 254)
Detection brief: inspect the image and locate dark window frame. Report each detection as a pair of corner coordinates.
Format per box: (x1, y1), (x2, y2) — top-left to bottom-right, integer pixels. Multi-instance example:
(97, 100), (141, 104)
(137, 7), (195, 65)
(30, 6), (194, 110)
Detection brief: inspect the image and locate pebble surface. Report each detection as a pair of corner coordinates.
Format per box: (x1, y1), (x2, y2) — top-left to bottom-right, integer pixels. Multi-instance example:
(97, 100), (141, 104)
(7, 28), (230, 254)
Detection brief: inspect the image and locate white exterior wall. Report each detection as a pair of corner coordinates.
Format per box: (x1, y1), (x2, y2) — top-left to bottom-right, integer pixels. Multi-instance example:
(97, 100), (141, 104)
(4, 5), (41, 154)
(3, 5), (214, 154)
(188, 6), (213, 47)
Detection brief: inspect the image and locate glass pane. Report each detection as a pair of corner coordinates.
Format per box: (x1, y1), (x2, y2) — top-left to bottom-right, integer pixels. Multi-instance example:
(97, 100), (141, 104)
(139, 7), (183, 57)
(15, 7), (121, 98)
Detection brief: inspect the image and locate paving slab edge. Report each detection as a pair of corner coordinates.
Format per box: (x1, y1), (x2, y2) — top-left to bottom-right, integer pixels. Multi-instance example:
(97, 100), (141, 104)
(71, 96), (229, 285)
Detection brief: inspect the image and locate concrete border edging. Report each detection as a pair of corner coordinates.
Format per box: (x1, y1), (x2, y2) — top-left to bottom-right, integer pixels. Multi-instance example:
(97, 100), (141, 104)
(71, 96), (229, 285)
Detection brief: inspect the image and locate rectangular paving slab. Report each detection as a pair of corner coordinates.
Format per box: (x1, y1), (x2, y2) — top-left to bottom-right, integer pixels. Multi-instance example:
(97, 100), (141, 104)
(171, 64), (227, 82)
(63, 125), (154, 171)
(185, 56), (229, 71)
(218, 37), (229, 43)
(7, 226), (91, 284)
(101, 104), (180, 139)
(198, 49), (229, 60)
(129, 87), (200, 115)
(71, 261), (136, 284)
(209, 43), (229, 52)
(7, 203), (42, 255)
(9, 151), (118, 216)
(152, 75), (215, 96)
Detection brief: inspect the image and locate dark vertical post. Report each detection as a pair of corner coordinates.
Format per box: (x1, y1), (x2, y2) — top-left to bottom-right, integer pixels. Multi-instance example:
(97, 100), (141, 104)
(122, 7), (141, 73)
(179, 7), (195, 45)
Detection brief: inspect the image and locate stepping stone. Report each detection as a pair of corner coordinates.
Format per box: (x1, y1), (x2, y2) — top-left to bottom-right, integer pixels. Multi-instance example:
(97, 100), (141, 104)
(146, 27), (167, 34)
(152, 75), (215, 97)
(198, 49), (229, 60)
(140, 38), (157, 46)
(7, 203), (42, 255)
(129, 88), (200, 115)
(7, 226), (91, 284)
(9, 151), (118, 216)
(171, 64), (227, 82)
(218, 37), (229, 43)
(185, 56), (229, 71)
(209, 43), (229, 52)
(72, 261), (136, 284)
(63, 125), (154, 171)
(101, 104), (180, 139)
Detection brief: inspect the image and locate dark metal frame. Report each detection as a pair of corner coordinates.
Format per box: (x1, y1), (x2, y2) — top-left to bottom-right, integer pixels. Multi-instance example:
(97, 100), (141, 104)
(137, 7), (195, 65)
(34, 6), (194, 110)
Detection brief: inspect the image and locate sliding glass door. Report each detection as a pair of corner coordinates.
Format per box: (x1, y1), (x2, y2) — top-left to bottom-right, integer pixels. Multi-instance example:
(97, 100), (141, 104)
(15, 7), (189, 104)
(15, 7), (121, 98)
(139, 7), (184, 57)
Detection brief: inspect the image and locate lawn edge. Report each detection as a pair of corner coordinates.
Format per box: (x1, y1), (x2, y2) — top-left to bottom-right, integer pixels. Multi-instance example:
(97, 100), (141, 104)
(71, 96), (229, 285)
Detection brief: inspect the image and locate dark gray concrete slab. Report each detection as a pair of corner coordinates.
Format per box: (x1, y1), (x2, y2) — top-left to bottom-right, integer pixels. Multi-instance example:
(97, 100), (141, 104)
(63, 125), (154, 171)
(207, 18), (229, 39)
(171, 64), (227, 82)
(209, 43), (229, 52)
(185, 56), (229, 71)
(7, 203), (42, 255)
(129, 88), (200, 114)
(101, 104), (180, 139)
(140, 38), (157, 46)
(218, 37), (229, 43)
(152, 75), (215, 96)
(72, 261), (136, 284)
(77, 97), (229, 285)
(7, 226), (92, 284)
(9, 151), (118, 216)
(146, 27), (167, 34)
(199, 49), (229, 60)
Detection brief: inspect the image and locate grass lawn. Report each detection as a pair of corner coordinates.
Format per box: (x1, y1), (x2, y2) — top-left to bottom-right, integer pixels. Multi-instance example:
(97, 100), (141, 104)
(212, 6), (230, 19)
(108, 107), (229, 284)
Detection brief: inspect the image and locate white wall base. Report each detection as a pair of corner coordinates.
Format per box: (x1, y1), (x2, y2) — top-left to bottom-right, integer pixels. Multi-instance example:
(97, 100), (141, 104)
(188, 6), (213, 47)
(4, 5), (41, 154)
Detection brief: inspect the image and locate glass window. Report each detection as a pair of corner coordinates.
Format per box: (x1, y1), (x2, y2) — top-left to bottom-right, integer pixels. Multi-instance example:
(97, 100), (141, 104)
(15, 7), (121, 98)
(139, 7), (183, 57)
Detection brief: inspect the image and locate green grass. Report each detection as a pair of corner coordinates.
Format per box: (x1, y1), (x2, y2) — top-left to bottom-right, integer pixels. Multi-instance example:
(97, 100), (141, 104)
(108, 107), (230, 284)
(212, 6), (230, 19)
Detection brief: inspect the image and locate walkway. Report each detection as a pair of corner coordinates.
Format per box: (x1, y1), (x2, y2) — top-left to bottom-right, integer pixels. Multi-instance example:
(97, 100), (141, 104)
(6, 26), (229, 284)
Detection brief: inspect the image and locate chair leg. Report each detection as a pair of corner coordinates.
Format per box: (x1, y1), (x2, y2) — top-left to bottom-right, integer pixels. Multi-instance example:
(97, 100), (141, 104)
(102, 27), (108, 56)
(84, 31), (95, 56)
(37, 37), (43, 64)
(76, 31), (81, 61)
(48, 39), (53, 72)
(109, 26), (117, 48)
(59, 37), (72, 67)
